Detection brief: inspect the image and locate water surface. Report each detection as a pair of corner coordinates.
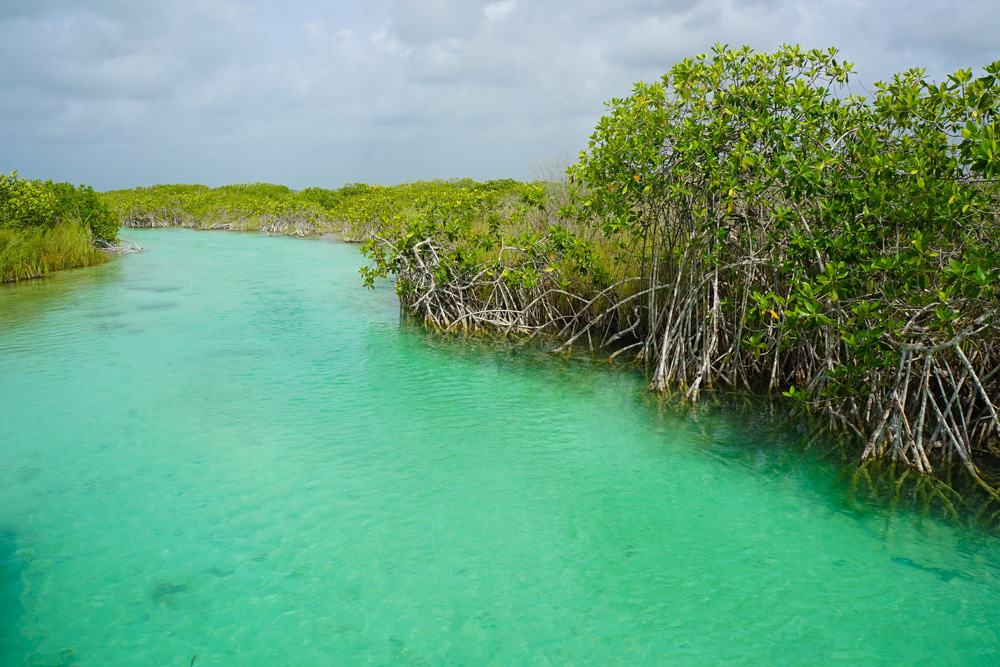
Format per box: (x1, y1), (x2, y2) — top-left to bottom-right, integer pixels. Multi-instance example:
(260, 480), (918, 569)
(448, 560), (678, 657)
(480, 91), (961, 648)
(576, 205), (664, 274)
(1, 229), (999, 665)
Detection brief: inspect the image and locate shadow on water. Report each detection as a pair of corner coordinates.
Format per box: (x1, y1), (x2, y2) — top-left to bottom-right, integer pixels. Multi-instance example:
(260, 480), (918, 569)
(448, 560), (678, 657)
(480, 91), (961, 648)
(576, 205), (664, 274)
(889, 556), (971, 582)
(402, 319), (1000, 534)
(132, 301), (178, 312)
(0, 528), (26, 659)
(127, 285), (180, 294)
(3, 529), (88, 666)
(640, 391), (1000, 541)
(150, 581), (188, 608)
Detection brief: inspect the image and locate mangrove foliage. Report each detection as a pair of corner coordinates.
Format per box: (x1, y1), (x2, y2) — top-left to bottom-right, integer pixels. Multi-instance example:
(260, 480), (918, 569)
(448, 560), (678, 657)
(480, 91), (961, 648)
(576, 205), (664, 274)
(356, 46), (1000, 487)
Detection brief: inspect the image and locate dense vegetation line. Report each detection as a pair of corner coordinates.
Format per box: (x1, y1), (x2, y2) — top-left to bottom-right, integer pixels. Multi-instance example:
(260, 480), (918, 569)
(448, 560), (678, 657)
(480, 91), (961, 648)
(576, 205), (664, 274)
(101, 179), (546, 241)
(0, 172), (120, 283)
(100, 45), (998, 500)
(102, 183), (339, 236)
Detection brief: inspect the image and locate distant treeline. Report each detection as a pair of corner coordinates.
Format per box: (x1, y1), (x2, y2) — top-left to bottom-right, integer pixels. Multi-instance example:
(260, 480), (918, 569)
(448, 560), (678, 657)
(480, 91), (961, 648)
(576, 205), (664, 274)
(103, 183), (334, 236)
(101, 179), (546, 241)
(0, 172), (118, 282)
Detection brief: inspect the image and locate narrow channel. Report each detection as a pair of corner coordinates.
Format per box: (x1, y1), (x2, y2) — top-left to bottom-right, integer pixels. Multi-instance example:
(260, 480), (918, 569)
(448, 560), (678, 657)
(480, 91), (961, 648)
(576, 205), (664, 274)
(1, 229), (998, 665)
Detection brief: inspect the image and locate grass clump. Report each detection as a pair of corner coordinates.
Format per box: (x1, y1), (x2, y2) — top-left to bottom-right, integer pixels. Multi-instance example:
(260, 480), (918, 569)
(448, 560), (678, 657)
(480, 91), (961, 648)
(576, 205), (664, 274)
(0, 223), (106, 283)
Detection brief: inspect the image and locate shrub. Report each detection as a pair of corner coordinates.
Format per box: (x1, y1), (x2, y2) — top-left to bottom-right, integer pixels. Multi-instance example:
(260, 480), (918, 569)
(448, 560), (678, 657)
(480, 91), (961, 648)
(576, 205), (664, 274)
(0, 172), (56, 229)
(0, 172), (119, 243)
(568, 44), (999, 474)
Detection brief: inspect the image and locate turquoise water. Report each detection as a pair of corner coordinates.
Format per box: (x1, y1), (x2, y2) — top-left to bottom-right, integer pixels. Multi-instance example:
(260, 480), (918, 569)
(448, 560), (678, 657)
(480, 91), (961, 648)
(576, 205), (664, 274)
(1, 229), (999, 666)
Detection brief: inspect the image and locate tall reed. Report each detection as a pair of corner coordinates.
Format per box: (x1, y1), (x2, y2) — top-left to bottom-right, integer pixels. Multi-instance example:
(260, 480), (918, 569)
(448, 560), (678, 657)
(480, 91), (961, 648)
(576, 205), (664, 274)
(0, 222), (106, 283)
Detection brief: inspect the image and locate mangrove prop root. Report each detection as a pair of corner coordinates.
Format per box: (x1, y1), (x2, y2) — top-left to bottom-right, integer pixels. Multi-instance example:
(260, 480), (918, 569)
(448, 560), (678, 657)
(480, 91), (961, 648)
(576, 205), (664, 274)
(370, 229), (998, 492)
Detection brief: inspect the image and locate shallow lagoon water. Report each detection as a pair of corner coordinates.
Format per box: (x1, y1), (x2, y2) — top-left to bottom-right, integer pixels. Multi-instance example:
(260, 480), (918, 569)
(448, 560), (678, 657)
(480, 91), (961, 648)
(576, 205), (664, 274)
(1, 229), (999, 665)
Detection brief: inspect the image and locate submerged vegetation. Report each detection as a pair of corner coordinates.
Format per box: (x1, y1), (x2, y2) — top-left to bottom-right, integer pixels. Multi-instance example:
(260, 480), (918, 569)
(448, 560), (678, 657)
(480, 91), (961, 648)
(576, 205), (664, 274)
(97, 45), (999, 500)
(0, 172), (118, 283)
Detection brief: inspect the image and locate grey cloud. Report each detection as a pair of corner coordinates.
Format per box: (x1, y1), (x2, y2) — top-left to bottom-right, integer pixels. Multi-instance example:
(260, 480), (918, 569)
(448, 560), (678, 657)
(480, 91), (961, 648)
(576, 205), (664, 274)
(1, 0), (998, 190)
(382, 0), (486, 45)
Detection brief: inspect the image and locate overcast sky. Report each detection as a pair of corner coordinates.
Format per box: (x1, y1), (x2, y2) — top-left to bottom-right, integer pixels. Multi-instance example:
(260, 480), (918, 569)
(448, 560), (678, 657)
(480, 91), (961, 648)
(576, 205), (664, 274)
(1, 1), (997, 190)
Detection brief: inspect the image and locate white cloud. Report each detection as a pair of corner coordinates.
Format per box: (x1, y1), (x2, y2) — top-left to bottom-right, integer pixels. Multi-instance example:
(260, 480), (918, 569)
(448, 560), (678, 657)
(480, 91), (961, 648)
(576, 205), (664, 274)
(484, 0), (517, 21)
